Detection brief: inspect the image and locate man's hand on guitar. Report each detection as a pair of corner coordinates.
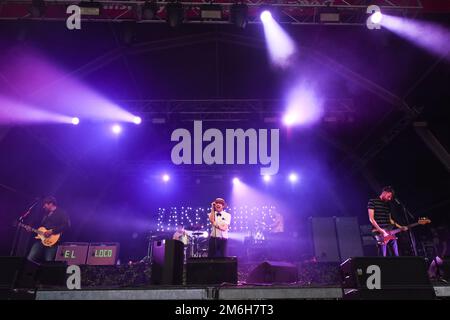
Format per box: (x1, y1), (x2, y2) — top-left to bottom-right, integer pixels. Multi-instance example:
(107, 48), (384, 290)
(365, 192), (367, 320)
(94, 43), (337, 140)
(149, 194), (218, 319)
(43, 230), (53, 237)
(381, 229), (389, 237)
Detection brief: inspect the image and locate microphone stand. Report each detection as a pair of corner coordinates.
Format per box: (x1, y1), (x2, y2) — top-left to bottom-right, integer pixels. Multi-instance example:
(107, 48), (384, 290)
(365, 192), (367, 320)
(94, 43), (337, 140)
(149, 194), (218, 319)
(10, 199), (39, 256)
(395, 198), (418, 256)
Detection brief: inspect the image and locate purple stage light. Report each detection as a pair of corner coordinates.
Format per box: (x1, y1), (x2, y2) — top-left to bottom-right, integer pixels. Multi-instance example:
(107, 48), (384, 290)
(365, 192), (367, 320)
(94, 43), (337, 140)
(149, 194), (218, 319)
(380, 15), (450, 61)
(71, 117), (80, 125)
(260, 10), (272, 23)
(0, 96), (74, 124)
(133, 116), (142, 125)
(282, 112), (298, 126)
(112, 124), (122, 135)
(162, 174), (170, 182)
(263, 175), (271, 182)
(370, 12), (383, 24)
(1, 49), (139, 124)
(260, 9), (296, 69)
(283, 82), (324, 127)
(288, 173), (298, 183)
(232, 177), (240, 185)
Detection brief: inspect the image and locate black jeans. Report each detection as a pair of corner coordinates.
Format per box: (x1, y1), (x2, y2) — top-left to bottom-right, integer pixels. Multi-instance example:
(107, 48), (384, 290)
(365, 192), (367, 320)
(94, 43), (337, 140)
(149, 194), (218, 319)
(27, 241), (57, 263)
(208, 237), (227, 258)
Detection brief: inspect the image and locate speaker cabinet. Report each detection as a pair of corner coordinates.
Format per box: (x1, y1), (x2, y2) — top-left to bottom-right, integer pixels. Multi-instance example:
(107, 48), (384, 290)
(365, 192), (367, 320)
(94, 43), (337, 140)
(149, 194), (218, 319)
(0, 257), (39, 290)
(310, 217), (340, 262)
(36, 261), (68, 288)
(186, 257), (237, 285)
(151, 239), (184, 285)
(341, 257), (435, 300)
(247, 261), (298, 284)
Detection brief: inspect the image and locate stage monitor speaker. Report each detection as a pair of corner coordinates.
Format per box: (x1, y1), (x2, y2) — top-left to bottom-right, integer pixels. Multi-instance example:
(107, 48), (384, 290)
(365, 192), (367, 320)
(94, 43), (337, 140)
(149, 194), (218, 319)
(0, 257), (39, 290)
(36, 261), (68, 288)
(151, 239), (184, 285)
(441, 257), (450, 280)
(340, 257), (435, 300)
(186, 257), (237, 285)
(247, 261), (298, 284)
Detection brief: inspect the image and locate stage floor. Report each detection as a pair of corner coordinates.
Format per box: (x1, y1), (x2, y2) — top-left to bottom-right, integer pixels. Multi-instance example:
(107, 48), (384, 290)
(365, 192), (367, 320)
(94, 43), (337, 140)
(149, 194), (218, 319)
(35, 284), (450, 300)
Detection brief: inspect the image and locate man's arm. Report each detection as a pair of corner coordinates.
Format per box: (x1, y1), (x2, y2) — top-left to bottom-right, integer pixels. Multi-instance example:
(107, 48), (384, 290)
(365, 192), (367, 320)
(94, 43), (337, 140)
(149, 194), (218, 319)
(369, 209), (388, 236)
(50, 212), (70, 234)
(209, 202), (216, 225)
(390, 217), (408, 231)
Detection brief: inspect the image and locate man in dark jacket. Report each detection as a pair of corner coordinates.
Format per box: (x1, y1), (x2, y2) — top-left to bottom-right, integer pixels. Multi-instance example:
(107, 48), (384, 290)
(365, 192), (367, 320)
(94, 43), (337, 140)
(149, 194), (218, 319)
(27, 196), (70, 263)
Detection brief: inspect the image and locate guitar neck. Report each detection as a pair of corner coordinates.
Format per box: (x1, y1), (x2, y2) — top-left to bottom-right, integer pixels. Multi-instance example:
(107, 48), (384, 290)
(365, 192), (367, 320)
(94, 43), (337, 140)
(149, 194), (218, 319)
(391, 222), (420, 235)
(19, 223), (43, 235)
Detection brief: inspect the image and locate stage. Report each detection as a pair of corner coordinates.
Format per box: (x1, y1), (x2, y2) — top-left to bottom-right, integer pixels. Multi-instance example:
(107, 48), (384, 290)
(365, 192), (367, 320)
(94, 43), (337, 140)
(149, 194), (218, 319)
(34, 284), (450, 300)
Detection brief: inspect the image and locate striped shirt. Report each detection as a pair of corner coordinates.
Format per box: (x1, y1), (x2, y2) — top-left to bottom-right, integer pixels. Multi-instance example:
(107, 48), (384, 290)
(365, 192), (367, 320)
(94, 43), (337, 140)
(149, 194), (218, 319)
(368, 198), (394, 230)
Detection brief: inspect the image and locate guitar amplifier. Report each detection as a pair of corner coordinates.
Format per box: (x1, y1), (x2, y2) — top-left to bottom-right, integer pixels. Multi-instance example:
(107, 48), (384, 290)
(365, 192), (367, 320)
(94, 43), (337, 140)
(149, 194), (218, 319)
(340, 257), (435, 300)
(55, 242), (89, 265)
(86, 243), (120, 265)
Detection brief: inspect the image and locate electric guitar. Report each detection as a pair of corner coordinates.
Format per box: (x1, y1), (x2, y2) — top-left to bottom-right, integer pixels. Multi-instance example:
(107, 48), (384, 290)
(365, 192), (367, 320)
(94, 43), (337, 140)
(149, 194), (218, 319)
(372, 217), (431, 245)
(18, 222), (61, 247)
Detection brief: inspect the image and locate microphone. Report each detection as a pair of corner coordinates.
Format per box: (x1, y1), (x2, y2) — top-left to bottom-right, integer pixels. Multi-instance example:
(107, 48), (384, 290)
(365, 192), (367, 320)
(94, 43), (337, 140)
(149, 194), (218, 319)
(19, 198), (40, 221)
(394, 198), (401, 205)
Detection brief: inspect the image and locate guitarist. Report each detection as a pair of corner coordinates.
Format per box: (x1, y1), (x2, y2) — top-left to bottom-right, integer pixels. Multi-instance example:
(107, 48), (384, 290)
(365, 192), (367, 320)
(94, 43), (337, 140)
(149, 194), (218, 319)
(368, 186), (408, 257)
(26, 196), (70, 263)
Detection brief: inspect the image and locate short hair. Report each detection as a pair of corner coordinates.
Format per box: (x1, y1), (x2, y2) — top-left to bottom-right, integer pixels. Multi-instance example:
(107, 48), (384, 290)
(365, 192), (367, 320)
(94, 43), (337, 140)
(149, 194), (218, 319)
(43, 196), (57, 206)
(381, 186), (395, 196)
(214, 198), (227, 207)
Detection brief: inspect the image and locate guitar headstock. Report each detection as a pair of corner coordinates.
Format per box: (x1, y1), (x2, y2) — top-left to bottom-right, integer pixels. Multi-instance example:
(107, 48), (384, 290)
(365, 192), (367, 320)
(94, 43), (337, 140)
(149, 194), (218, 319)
(418, 217), (431, 225)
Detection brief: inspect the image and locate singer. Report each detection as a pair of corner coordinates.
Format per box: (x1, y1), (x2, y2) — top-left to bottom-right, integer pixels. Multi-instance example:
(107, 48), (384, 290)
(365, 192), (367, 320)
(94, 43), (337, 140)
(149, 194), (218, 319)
(208, 198), (231, 258)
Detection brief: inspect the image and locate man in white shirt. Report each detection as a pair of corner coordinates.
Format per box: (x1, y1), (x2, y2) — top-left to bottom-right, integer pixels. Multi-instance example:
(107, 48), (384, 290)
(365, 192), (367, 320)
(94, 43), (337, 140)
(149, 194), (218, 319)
(208, 198), (231, 257)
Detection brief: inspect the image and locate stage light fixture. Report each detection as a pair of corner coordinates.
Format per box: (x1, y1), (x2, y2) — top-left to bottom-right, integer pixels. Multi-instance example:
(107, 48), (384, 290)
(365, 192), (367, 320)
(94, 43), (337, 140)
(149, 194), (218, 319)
(78, 1), (102, 16)
(366, 5), (382, 30)
(283, 112), (298, 126)
(29, 0), (46, 18)
(230, 3), (248, 29)
(371, 12), (383, 24)
(162, 174), (170, 182)
(232, 177), (240, 185)
(263, 175), (271, 182)
(71, 117), (80, 125)
(112, 124), (122, 135)
(201, 4), (222, 20)
(166, 1), (184, 28)
(260, 10), (272, 23)
(288, 173), (298, 183)
(133, 116), (142, 125)
(141, 1), (158, 20)
(319, 6), (340, 23)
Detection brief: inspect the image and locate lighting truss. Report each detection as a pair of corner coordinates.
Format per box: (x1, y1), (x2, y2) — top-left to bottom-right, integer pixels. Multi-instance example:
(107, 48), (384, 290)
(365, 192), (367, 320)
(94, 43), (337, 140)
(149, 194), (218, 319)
(0, 0), (430, 25)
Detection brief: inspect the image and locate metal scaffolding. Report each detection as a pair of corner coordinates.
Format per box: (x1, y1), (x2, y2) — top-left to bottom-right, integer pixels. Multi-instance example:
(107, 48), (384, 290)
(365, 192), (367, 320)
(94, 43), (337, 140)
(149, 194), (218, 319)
(0, 0), (431, 25)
